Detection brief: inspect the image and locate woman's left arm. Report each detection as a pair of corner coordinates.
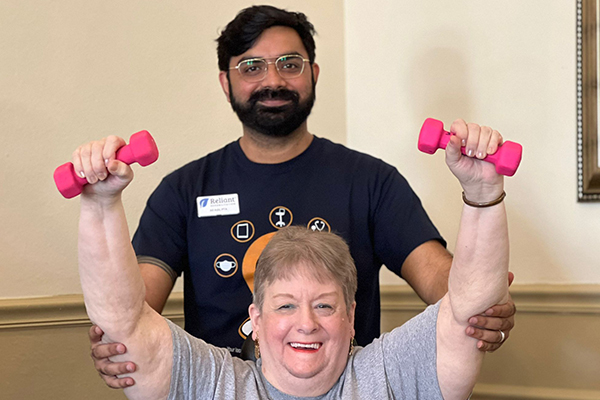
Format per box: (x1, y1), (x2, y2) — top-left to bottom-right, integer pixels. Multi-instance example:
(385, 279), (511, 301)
(435, 119), (510, 399)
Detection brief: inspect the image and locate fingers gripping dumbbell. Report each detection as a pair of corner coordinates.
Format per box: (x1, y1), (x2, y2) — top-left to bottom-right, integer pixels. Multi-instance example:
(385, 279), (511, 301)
(54, 130), (159, 198)
(418, 118), (522, 176)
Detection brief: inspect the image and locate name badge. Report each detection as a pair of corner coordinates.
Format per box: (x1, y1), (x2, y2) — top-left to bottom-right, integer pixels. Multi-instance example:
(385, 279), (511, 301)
(197, 194), (240, 218)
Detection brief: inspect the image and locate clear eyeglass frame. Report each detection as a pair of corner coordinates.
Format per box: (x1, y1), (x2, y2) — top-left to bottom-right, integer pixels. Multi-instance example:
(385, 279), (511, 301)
(229, 54), (310, 83)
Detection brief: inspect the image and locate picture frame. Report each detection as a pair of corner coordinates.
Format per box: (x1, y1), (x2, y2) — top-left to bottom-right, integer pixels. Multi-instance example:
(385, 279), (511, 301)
(577, 0), (600, 201)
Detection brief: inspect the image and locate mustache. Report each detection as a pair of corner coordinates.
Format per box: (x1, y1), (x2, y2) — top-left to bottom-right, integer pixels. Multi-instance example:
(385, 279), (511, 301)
(249, 88), (300, 105)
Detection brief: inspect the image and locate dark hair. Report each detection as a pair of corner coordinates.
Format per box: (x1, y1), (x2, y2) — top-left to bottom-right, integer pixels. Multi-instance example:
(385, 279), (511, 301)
(216, 5), (317, 72)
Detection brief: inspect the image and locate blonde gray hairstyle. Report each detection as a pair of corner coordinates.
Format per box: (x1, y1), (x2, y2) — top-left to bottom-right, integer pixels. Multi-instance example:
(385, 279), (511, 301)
(253, 226), (357, 313)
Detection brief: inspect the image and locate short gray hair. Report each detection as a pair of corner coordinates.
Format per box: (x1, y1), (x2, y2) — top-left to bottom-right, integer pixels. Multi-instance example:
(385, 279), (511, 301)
(253, 226), (357, 313)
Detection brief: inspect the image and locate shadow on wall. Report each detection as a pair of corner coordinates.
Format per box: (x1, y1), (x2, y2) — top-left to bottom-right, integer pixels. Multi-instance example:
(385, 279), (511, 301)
(409, 45), (473, 123)
(407, 42), (566, 282)
(406, 38), (473, 208)
(0, 99), (85, 297)
(507, 204), (574, 283)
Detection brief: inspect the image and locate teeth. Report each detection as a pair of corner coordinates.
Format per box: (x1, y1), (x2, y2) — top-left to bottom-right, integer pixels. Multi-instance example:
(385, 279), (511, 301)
(290, 342), (321, 350)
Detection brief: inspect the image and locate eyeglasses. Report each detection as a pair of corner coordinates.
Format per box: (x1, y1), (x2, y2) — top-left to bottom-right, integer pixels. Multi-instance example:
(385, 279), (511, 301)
(229, 54), (310, 83)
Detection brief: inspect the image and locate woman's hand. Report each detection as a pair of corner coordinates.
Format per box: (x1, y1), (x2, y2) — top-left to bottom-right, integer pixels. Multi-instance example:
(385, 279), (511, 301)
(71, 136), (134, 200)
(444, 119), (504, 202)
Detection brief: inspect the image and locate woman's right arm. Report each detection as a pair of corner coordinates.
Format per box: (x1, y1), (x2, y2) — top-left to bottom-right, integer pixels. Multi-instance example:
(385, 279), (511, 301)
(75, 136), (173, 399)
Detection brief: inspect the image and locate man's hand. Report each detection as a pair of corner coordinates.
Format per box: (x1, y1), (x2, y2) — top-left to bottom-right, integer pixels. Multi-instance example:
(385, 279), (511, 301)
(89, 325), (137, 388)
(466, 272), (516, 352)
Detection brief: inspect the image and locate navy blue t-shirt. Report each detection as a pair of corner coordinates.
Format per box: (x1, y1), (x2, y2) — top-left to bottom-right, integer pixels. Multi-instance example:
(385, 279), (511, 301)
(132, 136), (444, 355)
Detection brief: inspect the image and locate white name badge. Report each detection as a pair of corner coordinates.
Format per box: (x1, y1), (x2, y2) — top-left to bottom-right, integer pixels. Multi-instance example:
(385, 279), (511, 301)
(196, 194), (240, 218)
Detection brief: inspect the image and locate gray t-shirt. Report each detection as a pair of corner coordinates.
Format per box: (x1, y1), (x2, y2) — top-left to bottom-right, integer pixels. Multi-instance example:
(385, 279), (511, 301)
(166, 303), (442, 399)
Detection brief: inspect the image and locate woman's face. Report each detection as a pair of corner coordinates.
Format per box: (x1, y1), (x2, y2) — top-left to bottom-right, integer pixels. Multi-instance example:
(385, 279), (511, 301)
(248, 265), (356, 396)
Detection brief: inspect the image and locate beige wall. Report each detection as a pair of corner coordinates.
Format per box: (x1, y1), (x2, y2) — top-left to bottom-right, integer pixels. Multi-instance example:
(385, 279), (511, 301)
(344, 0), (600, 285)
(2, 0), (600, 399)
(0, 0), (346, 299)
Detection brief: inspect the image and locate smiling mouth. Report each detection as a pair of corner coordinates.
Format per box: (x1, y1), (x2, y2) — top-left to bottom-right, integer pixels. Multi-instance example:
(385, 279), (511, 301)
(289, 342), (322, 351)
(257, 99), (292, 107)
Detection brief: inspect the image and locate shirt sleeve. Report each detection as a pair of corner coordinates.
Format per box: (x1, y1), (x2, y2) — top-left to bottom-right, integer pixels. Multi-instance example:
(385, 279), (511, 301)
(132, 177), (189, 277)
(371, 166), (446, 277)
(166, 318), (228, 399)
(381, 302), (443, 399)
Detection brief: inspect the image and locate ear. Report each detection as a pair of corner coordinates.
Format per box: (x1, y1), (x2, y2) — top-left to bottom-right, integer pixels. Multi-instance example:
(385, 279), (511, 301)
(348, 301), (356, 336)
(218, 71), (232, 103)
(248, 303), (261, 339)
(311, 62), (320, 84)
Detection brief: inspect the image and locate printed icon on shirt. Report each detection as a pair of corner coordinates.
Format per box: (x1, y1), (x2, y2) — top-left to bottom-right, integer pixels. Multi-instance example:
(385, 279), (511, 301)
(214, 254), (238, 278)
(238, 317), (253, 339)
(231, 220), (255, 243)
(242, 232), (277, 293)
(307, 217), (331, 233)
(269, 206), (293, 229)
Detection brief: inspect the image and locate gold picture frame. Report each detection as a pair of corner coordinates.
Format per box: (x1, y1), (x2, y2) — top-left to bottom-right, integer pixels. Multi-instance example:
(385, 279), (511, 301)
(577, 0), (600, 201)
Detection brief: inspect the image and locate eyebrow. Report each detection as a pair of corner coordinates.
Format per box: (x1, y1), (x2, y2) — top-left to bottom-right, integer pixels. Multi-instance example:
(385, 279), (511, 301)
(237, 52), (304, 63)
(272, 291), (339, 301)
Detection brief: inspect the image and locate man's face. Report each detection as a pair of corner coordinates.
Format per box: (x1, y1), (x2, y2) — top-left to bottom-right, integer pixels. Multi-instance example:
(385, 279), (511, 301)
(220, 26), (319, 137)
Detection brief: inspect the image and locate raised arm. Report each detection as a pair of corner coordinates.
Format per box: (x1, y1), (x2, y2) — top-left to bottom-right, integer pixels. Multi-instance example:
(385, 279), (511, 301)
(435, 120), (510, 399)
(75, 137), (172, 399)
(89, 262), (175, 389)
(402, 223), (515, 354)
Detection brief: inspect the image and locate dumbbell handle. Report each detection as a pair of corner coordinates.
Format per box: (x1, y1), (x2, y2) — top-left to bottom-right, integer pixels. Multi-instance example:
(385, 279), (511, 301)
(54, 130), (158, 199)
(418, 118), (522, 176)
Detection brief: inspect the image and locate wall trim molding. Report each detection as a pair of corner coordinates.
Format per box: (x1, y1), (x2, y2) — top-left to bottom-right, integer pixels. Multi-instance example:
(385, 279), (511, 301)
(472, 383), (600, 400)
(0, 292), (185, 330)
(2, 284), (599, 330)
(380, 284), (600, 315)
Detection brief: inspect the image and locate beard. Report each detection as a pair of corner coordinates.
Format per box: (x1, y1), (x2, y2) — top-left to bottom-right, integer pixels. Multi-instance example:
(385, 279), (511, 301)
(229, 79), (316, 138)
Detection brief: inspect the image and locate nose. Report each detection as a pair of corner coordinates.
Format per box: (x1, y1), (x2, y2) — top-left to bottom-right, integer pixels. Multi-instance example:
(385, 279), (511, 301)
(297, 307), (318, 334)
(261, 62), (287, 88)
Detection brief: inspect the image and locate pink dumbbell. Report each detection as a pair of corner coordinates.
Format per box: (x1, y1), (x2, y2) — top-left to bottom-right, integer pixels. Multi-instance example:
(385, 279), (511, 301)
(418, 118), (522, 176)
(54, 130), (159, 198)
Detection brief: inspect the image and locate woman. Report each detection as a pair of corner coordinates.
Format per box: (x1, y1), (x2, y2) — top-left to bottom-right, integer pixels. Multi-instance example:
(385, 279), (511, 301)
(76, 119), (510, 399)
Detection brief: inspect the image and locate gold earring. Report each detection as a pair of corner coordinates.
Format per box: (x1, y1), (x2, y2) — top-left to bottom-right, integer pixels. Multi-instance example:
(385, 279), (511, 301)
(255, 337), (261, 359)
(349, 337), (355, 356)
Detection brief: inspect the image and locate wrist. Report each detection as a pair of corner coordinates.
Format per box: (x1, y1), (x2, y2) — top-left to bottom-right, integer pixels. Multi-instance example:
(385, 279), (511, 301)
(461, 182), (504, 204)
(80, 192), (123, 211)
(462, 191), (506, 208)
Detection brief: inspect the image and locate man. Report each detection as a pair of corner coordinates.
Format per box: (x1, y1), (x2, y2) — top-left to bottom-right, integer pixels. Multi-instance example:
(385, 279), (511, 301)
(80, 5), (515, 388)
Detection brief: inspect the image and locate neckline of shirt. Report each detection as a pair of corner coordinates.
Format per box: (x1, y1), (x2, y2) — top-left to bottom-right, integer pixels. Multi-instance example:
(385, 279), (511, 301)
(230, 136), (325, 176)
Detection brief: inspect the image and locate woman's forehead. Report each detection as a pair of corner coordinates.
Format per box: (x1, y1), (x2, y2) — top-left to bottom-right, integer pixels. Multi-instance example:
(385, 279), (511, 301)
(265, 273), (343, 299)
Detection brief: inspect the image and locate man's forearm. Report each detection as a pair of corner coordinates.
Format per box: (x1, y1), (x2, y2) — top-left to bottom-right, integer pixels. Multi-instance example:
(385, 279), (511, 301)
(78, 195), (146, 340)
(401, 240), (452, 305)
